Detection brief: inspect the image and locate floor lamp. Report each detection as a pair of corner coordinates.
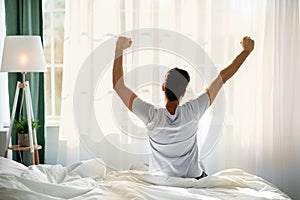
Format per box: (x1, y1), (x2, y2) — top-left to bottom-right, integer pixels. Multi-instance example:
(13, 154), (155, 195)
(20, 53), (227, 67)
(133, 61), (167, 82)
(0, 36), (46, 165)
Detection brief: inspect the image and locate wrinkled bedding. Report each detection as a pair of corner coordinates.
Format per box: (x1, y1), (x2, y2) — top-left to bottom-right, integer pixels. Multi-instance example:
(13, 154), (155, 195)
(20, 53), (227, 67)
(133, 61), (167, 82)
(0, 157), (291, 200)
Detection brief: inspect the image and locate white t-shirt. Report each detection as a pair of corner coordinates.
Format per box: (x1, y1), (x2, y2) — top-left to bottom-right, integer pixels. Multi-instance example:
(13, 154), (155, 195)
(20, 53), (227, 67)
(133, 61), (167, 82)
(132, 93), (210, 178)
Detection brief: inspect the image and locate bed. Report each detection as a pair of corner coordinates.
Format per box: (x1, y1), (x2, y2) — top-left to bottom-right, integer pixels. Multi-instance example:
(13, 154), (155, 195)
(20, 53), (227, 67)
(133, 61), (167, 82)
(0, 157), (291, 199)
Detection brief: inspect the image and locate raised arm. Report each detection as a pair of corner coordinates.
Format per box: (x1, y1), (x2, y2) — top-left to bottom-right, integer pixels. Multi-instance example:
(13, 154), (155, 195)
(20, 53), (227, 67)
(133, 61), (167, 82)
(113, 37), (137, 111)
(205, 36), (255, 104)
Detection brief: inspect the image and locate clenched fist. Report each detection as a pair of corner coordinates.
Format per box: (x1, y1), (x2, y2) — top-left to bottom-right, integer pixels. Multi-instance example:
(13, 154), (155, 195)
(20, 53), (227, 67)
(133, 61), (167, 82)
(116, 36), (132, 51)
(240, 36), (254, 53)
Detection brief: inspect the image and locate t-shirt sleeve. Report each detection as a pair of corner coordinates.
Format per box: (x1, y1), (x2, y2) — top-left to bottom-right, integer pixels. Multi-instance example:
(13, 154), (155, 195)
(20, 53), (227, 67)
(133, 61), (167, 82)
(132, 97), (156, 125)
(185, 92), (210, 120)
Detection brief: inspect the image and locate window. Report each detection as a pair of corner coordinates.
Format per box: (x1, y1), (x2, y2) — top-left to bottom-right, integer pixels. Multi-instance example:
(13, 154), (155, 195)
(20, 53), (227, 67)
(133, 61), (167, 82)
(43, 0), (65, 125)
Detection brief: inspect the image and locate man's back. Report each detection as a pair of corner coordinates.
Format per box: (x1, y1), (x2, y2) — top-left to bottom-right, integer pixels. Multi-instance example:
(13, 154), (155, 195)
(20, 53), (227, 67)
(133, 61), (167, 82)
(132, 93), (210, 178)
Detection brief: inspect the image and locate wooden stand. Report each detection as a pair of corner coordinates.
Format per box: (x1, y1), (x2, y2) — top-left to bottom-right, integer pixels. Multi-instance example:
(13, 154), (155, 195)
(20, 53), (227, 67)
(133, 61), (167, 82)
(6, 145), (42, 164)
(4, 80), (41, 165)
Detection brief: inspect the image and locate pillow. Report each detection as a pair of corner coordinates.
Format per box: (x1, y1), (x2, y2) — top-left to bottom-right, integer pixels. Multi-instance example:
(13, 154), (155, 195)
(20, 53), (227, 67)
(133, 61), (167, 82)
(66, 158), (106, 179)
(0, 156), (27, 176)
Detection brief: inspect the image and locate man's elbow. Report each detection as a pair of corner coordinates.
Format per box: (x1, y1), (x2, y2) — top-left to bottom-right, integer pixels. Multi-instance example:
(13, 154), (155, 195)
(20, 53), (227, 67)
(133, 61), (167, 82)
(113, 82), (117, 90)
(112, 78), (121, 90)
(113, 84), (120, 92)
(113, 76), (125, 90)
(113, 82), (125, 92)
(219, 70), (228, 83)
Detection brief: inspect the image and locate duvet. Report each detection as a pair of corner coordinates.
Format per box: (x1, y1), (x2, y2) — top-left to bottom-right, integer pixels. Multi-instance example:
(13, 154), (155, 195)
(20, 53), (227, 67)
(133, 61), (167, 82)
(0, 157), (291, 199)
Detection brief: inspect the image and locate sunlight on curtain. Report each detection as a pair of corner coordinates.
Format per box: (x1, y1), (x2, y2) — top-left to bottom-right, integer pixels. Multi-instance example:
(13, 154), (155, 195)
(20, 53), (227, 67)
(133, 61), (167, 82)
(59, 0), (300, 198)
(59, 0), (216, 169)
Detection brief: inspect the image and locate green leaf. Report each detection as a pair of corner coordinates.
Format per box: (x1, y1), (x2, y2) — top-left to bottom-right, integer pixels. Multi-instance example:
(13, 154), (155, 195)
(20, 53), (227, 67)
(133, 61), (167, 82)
(13, 116), (40, 135)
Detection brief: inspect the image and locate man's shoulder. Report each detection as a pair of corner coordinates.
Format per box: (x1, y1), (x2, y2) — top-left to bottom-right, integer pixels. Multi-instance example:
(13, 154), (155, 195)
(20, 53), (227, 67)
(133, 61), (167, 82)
(182, 93), (210, 107)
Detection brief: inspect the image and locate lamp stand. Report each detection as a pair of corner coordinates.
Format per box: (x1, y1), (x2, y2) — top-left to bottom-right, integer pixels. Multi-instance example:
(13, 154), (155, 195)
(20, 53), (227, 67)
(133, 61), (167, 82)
(4, 73), (40, 165)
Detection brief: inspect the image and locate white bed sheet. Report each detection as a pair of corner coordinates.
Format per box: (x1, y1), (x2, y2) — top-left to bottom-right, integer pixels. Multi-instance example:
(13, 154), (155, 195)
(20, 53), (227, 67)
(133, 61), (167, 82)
(0, 157), (291, 200)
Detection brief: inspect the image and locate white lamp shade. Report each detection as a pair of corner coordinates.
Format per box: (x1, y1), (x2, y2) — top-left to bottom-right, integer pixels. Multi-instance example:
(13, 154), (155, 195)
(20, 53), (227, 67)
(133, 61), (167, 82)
(1, 36), (46, 72)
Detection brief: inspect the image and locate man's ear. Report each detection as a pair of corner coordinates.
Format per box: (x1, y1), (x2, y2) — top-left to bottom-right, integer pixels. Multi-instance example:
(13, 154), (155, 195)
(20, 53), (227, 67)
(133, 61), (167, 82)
(162, 83), (165, 91)
(178, 90), (186, 102)
(182, 90), (186, 97)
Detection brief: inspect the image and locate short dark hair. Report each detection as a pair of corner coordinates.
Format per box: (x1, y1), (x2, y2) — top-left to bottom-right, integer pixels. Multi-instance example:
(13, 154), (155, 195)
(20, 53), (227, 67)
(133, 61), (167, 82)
(164, 67), (190, 101)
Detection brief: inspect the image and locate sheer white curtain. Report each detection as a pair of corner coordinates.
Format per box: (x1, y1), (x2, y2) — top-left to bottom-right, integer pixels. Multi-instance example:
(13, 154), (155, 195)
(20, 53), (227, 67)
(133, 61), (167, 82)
(0, 0), (10, 128)
(203, 1), (300, 198)
(261, 1), (300, 197)
(59, 0), (300, 198)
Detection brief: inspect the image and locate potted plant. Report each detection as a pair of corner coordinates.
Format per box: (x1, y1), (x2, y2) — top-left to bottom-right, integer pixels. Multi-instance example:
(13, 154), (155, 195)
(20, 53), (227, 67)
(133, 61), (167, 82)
(14, 116), (40, 147)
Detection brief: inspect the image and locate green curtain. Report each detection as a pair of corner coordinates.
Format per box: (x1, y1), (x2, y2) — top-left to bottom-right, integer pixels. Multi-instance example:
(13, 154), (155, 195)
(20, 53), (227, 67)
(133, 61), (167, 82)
(5, 0), (45, 165)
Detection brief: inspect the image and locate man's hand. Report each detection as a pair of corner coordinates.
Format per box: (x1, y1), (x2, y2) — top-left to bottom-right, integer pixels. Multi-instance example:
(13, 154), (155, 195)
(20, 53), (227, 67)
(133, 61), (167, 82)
(116, 36), (132, 51)
(240, 36), (254, 53)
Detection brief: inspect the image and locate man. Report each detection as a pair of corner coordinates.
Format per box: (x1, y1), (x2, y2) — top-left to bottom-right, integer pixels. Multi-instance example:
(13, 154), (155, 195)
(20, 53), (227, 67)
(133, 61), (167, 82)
(113, 36), (254, 178)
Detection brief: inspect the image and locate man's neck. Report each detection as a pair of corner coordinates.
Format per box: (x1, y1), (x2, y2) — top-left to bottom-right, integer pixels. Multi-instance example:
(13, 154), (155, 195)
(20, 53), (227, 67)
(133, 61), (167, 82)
(164, 96), (179, 115)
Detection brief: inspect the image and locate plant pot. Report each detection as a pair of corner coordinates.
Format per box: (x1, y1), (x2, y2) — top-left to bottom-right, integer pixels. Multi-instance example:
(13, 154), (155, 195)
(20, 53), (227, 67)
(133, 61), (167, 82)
(18, 133), (30, 147)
